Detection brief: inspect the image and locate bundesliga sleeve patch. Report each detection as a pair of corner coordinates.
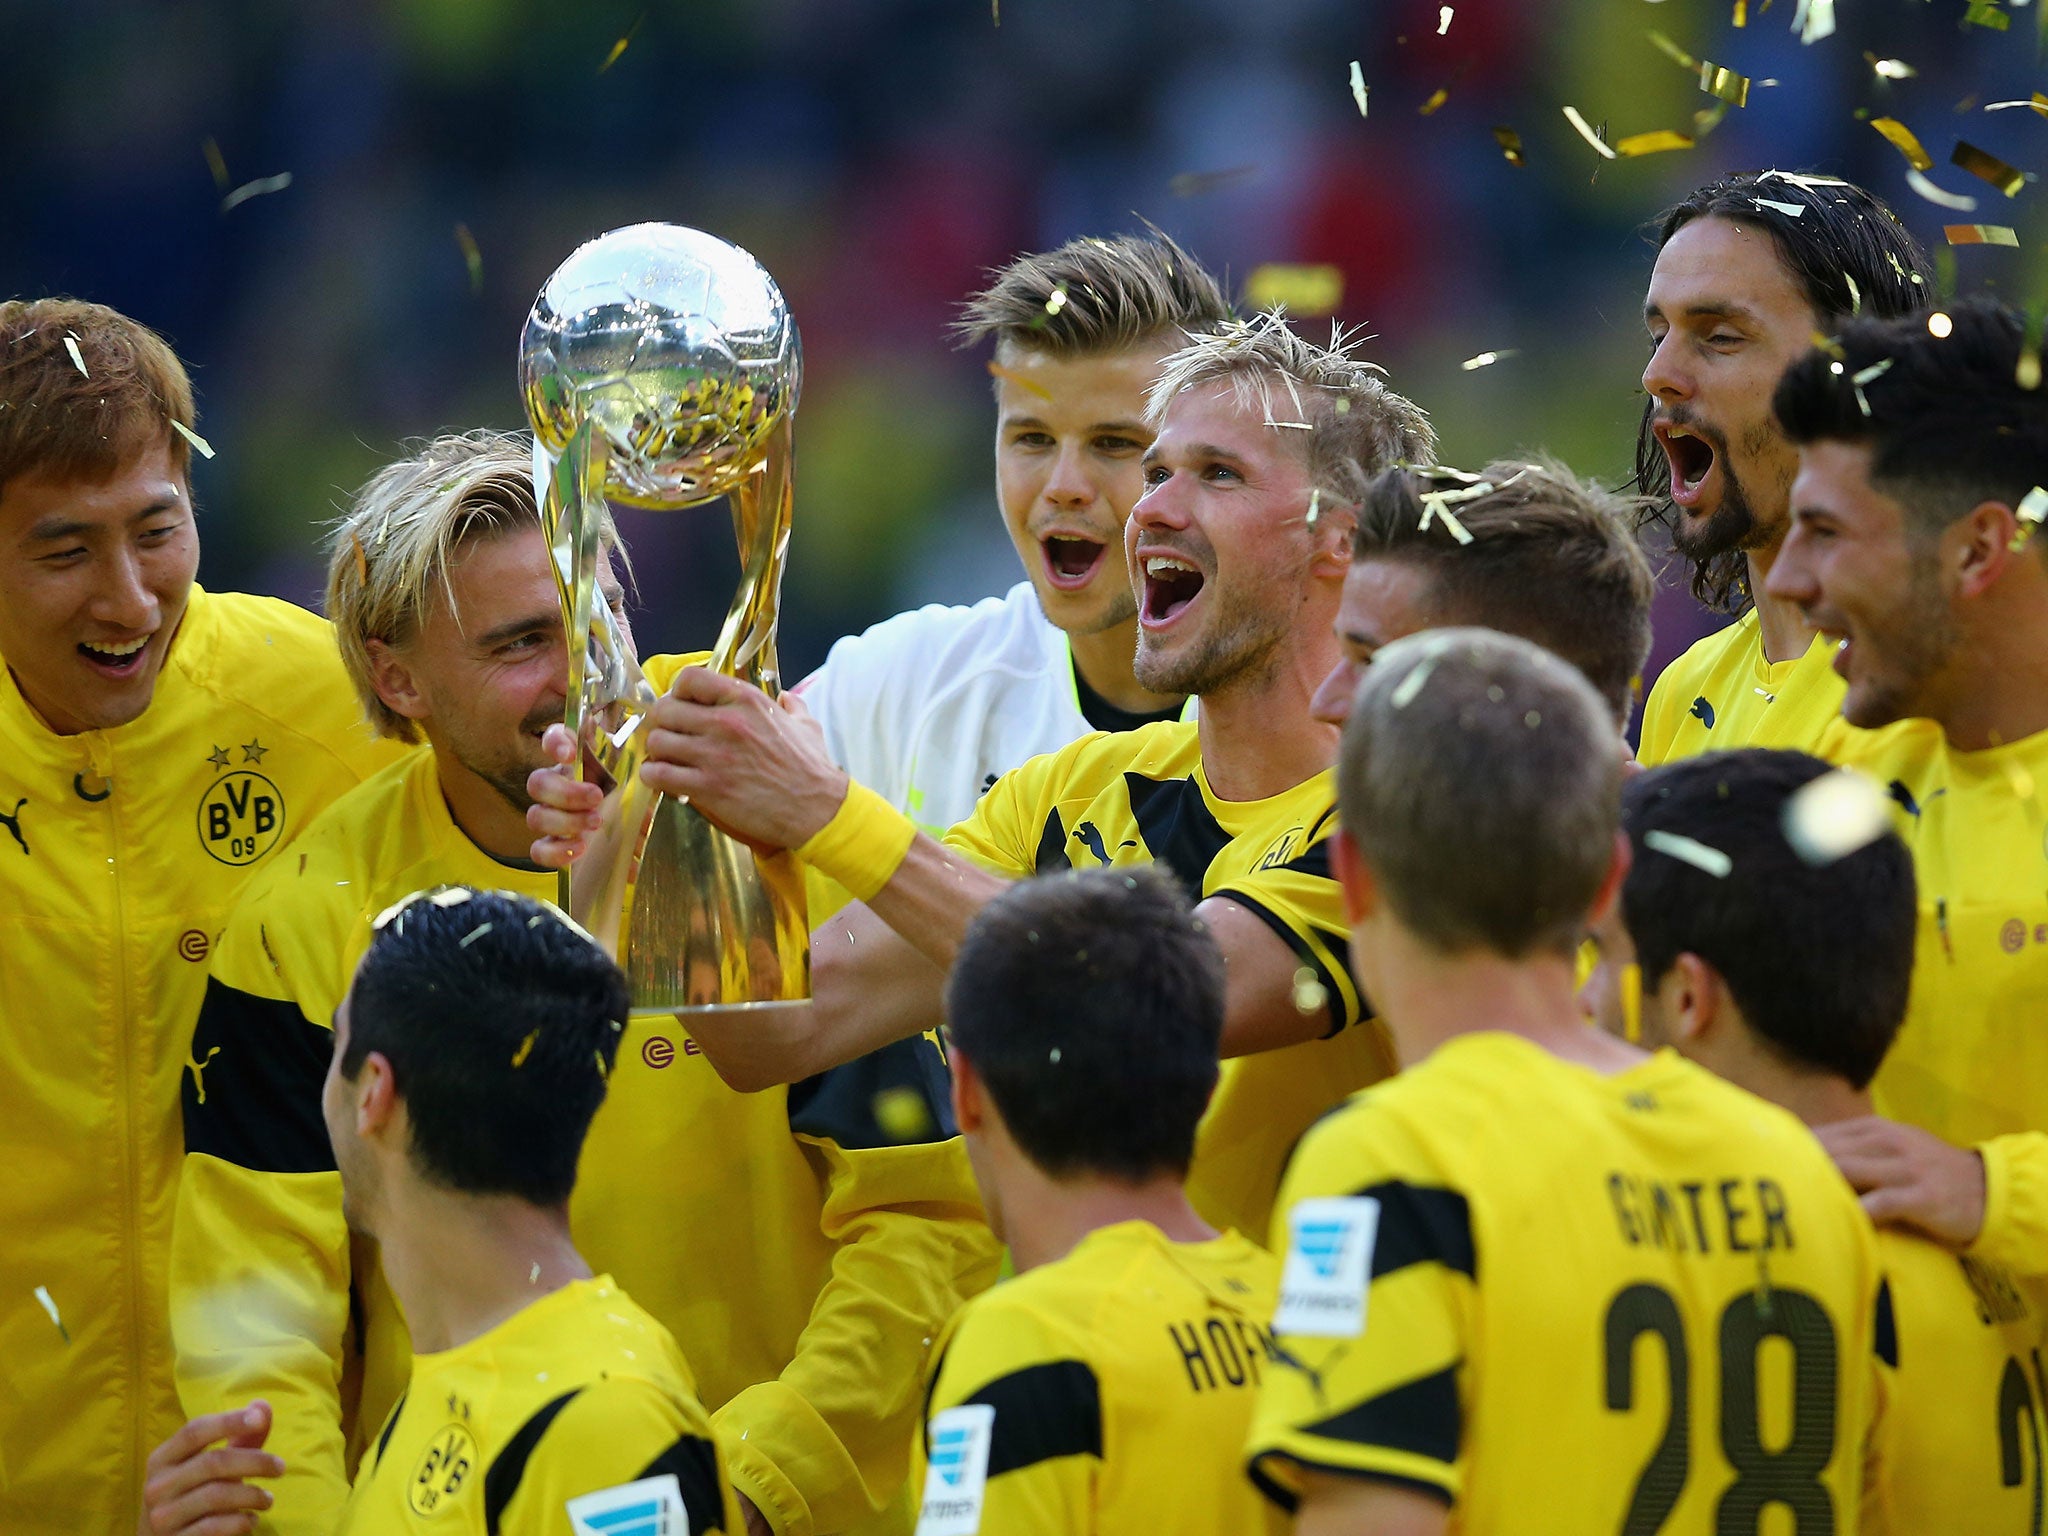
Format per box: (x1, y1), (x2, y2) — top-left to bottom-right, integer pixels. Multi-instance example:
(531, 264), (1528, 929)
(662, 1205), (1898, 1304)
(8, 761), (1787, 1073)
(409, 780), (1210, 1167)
(916, 1403), (997, 1536)
(566, 1473), (690, 1536)
(1274, 1195), (1380, 1338)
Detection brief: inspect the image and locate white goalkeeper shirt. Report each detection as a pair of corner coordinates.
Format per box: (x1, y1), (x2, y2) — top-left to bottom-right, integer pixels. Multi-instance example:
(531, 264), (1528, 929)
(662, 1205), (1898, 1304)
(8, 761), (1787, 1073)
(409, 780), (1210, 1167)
(799, 581), (1185, 839)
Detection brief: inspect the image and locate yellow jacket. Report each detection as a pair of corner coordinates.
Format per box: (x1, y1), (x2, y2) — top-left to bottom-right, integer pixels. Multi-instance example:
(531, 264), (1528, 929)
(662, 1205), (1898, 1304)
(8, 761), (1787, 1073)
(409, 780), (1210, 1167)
(172, 658), (1000, 1536)
(0, 586), (403, 1533)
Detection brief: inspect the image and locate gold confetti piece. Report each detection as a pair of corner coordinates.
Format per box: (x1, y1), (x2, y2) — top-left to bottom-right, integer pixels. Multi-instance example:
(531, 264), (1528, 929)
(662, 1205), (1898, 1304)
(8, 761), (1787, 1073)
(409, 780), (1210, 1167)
(1870, 117), (1933, 171)
(1562, 105), (1617, 159)
(1733, 0), (1747, 24)
(1291, 965), (1329, 1014)
(1616, 129), (1695, 157)
(201, 136), (229, 191)
(62, 335), (86, 378)
(1793, 0), (1834, 44)
(1390, 654), (1439, 708)
(872, 1086), (932, 1142)
(2012, 486), (2048, 548)
(220, 172), (293, 213)
(1043, 285), (1069, 316)
(1420, 86), (1450, 116)
(1460, 349), (1517, 370)
(1693, 98), (1731, 139)
(171, 420), (215, 460)
(458, 922), (493, 948)
(594, 1050), (608, 1080)
(1852, 358), (1893, 387)
(1643, 828), (1732, 878)
(1754, 197), (1805, 217)
(1986, 93), (2048, 117)
(1348, 60), (1369, 117)
(1783, 769), (1889, 865)
(529, 1262), (541, 1283)
(33, 1285), (68, 1343)
(1698, 62), (1751, 107)
(1866, 53), (1915, 80)
(1953, 141), (2025, 197)
(599, 11), (644, 73)
(1947, 224), (2020, 245)
(511, 1031), (537, 1068)
(1929, 310), (1955, 337)
(349, 532), (368, 585)
(1438, 5), (1453, 32)
(1244, 263), (1344, 317)
(1844, 272), (1862, 315)
(1647, 30), (1698, 71)
(1905, 168), (1979, 212)
(1964, 0), (2010, 30)
(1169, 165), (1257, 197)
(986, 359), (1052, 399)
(1492, 125), (1525, 165)
(454, 223), (482, 294)
(430, 888), (474, 907)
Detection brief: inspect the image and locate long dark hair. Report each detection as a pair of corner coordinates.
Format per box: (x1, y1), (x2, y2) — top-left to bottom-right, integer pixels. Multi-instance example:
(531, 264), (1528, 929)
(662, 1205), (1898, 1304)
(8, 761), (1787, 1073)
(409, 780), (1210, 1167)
(1632, 172), (1936, 612)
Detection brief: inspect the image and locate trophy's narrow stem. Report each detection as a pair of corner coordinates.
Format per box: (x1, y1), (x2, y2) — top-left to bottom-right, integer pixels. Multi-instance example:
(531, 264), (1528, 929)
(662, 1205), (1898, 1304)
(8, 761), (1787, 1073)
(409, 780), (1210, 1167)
(713, 416), (796, 695)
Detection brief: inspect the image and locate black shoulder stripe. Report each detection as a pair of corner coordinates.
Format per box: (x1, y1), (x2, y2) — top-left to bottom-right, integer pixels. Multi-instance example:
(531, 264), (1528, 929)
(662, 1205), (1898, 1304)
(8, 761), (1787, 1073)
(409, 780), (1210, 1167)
(787, 1031), (958, 1148)
(182, 977), (336, 1173)
(1875, 1276), (1899, 1370)
(483, 1387), (582, 1535)
(1282, 839), (1332, 881)
(966, 1359), (1102, 1477)
(1033, 809), (1071, 875)
(1223, 891), (1363, 1036)
(371, 1390), (407, 1472)
(1124, 771), (1230, 897)
(1302, 1364), (1461, 1465)
(1349, 1181), (1476, 1281)
(637, 1432), (731, 1534)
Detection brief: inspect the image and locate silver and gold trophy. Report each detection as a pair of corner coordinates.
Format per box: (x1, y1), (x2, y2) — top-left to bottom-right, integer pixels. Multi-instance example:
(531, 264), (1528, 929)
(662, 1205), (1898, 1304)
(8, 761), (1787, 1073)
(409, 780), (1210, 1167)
(519, 223), (808, 1017)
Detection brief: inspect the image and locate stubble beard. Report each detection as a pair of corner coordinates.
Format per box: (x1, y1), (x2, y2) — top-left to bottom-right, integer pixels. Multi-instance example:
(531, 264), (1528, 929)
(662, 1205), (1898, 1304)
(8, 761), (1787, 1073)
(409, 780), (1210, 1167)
(1846, 551), (1960, 729)
(1133, 590), (1289, 699)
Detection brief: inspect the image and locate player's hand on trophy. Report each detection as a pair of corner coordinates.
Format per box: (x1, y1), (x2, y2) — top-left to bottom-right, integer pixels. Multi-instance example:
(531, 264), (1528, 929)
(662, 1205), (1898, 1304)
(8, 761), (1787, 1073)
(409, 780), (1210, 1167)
(639, 667), (848, 851)
(1817, 1115), (1986, 1249)
(527, 725), (605, 870)
(137, 1400), (284, 1536)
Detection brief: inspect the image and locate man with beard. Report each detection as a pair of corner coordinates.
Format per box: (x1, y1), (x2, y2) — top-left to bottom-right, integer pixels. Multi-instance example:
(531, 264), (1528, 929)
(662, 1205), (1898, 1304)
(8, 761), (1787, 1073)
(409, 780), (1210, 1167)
(1765, 298), (2048, 1289)
(529, 315), (1435, 1242)
(799, 234), (1226, 842)
(1635, 170), (1934, 764)
(171, 433), (996, 1536)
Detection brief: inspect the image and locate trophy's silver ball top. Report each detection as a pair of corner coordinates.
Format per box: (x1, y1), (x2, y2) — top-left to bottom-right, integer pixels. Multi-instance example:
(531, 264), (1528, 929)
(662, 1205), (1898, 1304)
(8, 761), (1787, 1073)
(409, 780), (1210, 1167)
(520, 223), (801, 510)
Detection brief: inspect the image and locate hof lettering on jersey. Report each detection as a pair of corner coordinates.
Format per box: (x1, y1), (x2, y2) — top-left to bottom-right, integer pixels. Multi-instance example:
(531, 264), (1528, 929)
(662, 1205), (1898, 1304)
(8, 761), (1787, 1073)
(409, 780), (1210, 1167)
(566, 1473), (689, 1536)
(1274, 1196), (1379, 1338)
(1606, 1171), (1795, 1255)
(917, 1404), (996, 1536)
(1960, 1255), (2034, 1327)
(1168, 1312), (1279, 1393)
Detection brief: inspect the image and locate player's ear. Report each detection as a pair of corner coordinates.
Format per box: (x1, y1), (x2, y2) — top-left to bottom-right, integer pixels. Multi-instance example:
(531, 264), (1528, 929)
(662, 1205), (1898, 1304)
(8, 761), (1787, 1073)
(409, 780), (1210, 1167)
(365, 638), (431, 725)
(948, 1044), (983, 1136)
(1953, 496), (2021, 601)
(354, 1050), (401, 1137)
(1585, 830), (1633, 930)
(1331, 827), (1374, 926)
(1309, 498), (1358, 572)
(1667, 952), (1721, 1045)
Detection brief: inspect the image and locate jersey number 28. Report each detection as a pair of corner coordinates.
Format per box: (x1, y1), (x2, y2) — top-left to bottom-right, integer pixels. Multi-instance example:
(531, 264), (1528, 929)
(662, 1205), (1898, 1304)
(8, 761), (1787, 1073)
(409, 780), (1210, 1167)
(1604, 1282), (1839, 1535)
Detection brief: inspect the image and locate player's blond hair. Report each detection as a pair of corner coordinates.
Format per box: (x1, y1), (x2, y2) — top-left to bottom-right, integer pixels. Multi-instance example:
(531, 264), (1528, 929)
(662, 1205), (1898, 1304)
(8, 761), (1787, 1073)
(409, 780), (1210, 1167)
(955, 232), (1230, 359)
(324, 431), (616, 742)
(1145, 312), (1437, 502)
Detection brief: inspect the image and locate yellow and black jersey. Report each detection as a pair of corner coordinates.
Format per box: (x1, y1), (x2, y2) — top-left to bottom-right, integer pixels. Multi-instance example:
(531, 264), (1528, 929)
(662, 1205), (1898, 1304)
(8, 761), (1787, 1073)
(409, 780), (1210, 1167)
(1876, 1230), (2048, 1533)
(175, 659), (1001, 1536)
(1249, 1033), (1885, 1531)
(339, 1276), (741, 1536)
(943, 720), (1393, 1242)
(912, 1221), (1286, 1536)
(0, 584), (405, 1532)
(1639, 613), (1853, 765)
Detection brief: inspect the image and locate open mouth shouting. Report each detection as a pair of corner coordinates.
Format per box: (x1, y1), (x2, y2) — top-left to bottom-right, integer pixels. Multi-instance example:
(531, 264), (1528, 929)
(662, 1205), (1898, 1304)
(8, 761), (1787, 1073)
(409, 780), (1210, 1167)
(1040, 533), (1109, 592)
(1140, 552), (1206, 629)
(78, 633), (154, 679)
(1654, 419), (1720, 510)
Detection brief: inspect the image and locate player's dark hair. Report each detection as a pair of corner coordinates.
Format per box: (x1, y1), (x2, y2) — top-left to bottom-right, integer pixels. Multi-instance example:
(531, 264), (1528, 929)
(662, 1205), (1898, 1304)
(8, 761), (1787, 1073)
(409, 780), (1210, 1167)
(946, 864), (1222, 1183)
(1353, 458), (1655, 726)
(341, 887), (629, 1204)
(1340, 628), (1621, 957)
(955, 232), (1231, 359)
(1621, 751), (1916, 1089)
(1775, 297), (2048, 544)
(1631, 172), (1935, 611)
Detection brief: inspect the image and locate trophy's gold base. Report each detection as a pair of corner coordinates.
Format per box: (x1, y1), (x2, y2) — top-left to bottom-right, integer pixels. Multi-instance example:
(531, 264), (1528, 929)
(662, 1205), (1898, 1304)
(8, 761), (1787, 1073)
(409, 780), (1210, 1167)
(630, 998), (812, 1022)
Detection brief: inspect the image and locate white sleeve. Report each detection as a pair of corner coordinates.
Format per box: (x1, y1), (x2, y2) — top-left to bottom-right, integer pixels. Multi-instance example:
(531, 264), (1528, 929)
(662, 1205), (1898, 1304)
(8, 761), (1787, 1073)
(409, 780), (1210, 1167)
(797, 610), (942, 816)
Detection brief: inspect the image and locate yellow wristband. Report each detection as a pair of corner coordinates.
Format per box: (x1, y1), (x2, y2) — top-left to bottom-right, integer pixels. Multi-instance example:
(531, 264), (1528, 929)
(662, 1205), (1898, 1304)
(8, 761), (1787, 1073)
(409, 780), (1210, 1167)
(796, 780), (917, 902)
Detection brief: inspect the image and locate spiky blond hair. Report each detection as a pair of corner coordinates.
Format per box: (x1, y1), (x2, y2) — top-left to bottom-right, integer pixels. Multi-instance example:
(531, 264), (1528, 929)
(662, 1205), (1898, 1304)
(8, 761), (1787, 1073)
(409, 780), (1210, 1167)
(1145, 312), (1436, 503)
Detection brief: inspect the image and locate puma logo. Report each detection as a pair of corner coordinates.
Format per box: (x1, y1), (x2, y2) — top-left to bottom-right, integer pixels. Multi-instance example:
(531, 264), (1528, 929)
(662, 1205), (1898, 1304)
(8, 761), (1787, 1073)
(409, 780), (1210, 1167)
(1888, 780), (1947, 819)
(1073, 820), (1137, 865)
(1687, 698), (1715, 728)
(0, 798), (26, 856)
(186, 1045), (222, 1105)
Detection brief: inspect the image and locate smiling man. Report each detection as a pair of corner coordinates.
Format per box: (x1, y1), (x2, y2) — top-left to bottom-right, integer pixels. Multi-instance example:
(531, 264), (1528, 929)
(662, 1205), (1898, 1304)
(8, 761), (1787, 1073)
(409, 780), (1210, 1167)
(799, 235), (1226, 843)
(529, 313), (1434, 1242)
(0, 298), (402, 1532)
(1764, 298), (2048, 1285)
(172, 432), (994, 1536)
(1634, 171), (1934, 764)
